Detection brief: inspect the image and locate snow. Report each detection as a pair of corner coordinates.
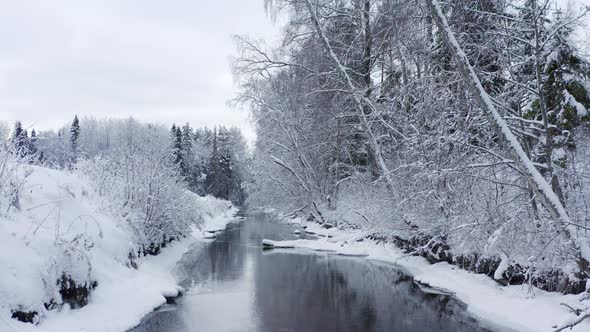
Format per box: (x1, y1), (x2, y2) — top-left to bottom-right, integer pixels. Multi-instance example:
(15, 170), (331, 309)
(266, 217), (590, 332)
(494, 255), (510, 281)
(427, 0), (590, 263)
(0, 165), (237, 332)
(565, 89), (588, 117)
(552, 147), (567, 162)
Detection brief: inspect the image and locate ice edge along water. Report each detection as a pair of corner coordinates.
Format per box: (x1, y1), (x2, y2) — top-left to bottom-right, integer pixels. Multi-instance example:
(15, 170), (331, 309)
(0, 165), (238, 332)
(264, 217), (590, 332)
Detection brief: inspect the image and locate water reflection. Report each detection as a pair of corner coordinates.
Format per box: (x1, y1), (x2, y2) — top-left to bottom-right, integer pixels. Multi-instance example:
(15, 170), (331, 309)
(131, 214), (490, 332)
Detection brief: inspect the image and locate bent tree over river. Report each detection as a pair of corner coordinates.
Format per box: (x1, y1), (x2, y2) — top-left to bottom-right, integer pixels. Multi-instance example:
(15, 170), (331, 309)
(132, 213), (496, 332)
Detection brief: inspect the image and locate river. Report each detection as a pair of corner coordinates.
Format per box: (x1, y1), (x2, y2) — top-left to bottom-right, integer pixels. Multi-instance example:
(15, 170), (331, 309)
(131, 213), (492, 332)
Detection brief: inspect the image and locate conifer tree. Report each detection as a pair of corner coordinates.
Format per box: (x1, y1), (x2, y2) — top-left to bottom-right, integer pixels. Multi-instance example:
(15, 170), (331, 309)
(70, 115), (80, 165)
(28, 129), (39, 163)
(181, 123), (193, 178)
(11, 121), (27, 158)
(542, 12), (590, 153)
(205, 128), (232, 199)
(170, 124), (185, 175)
(206, 129), (219, 196)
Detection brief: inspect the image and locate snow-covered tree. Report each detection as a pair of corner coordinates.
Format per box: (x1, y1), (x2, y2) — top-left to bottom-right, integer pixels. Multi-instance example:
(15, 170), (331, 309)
(69, 115), (80, 166)
(235, 0), (590, 298)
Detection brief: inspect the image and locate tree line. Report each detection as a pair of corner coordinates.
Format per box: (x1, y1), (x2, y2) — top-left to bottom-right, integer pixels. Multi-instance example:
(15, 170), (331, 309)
(3, 117), (248, 254)
(5, 117), (248, 204)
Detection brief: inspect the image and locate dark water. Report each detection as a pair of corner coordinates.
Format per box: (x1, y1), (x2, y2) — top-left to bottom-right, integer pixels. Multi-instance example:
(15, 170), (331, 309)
(131, 214), (491, 332)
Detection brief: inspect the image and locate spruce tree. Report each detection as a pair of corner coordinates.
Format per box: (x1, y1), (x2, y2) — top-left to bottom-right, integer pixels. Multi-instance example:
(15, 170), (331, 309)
(170, 124), (177, 140)
(11, 121), (27, 157)
(205, 127), (233, 200)
(170, 124), (185, 175)
(181, 123), (193, 177)
(181, 123), (196, 185)
(513, 3), (590, 168)
(12, 121), (23, 146)
(70, 115), (80, 165)
(29, 129), (38, 163)
(205, 128), (223, 198)
(542, 12), (590, 153)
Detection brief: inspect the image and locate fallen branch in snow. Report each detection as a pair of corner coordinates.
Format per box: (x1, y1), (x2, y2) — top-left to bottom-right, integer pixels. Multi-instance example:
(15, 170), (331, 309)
(560, 302), (584, 316)
(553, 309), (590, 332)
(279, 204), (309, 221)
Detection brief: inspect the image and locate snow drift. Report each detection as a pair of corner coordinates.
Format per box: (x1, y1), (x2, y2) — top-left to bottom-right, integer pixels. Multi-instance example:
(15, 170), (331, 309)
(0, 164), (237, 331)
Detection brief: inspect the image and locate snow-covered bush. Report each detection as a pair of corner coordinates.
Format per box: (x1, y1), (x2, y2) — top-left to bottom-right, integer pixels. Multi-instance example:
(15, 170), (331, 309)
(77, 120), (201, 251)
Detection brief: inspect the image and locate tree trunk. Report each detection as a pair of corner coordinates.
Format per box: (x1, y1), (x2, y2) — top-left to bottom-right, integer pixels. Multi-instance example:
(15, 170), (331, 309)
(304, 0), (395, 195)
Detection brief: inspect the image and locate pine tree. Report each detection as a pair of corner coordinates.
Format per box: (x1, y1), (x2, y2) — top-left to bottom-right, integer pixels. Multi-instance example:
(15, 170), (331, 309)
(542, 11), (590, 153)
(11, 121), (23, 146)
(170, 124), (177, 140)
(23, 129), (30, 158)
(28, 129), (39, 163)
(11, 121), (27, 157)
(510, 2), (590, 171)
(70, 115), (80, 165)
(170, 124), (185, 175)
(181, 123), (193, 178)
(206, 128), (232, 199)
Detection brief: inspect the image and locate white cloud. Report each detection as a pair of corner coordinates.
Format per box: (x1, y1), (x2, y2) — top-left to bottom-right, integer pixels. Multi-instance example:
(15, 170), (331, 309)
(0, 0), (281, 143)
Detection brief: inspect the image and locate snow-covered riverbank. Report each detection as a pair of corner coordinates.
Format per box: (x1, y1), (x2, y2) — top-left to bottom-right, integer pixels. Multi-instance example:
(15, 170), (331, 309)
(0, 165), (238, 332)
(264, 217), (590, 332)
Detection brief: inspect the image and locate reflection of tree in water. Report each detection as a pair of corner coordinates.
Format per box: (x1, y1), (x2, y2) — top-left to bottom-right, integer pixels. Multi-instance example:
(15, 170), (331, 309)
(174, 224), (248, 289)
(129, 309), (189, 332)
(253, 254), (489, 332)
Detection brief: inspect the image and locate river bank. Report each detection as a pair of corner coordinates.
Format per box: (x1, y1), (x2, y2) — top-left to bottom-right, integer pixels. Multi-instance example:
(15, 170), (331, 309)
(0, 165), (238, 332)
(263, 216), (590, 332)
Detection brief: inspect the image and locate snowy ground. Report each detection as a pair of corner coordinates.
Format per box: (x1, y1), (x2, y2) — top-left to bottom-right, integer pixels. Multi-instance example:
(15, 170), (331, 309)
(0, 165), (238, 332)
(264, 217), (590, 332)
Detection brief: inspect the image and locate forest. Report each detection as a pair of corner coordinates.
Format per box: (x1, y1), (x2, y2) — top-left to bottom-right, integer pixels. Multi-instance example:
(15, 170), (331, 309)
(5, 117), (248, 205)
(235, 0), (590, 299)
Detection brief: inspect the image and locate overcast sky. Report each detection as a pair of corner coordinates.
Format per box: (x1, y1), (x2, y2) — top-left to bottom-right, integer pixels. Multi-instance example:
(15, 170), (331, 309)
(0, 0), (281, 142)
(0, 0), (587, 143)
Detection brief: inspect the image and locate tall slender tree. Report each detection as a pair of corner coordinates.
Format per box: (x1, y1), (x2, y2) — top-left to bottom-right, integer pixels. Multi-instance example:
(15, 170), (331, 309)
(70, 115), (80, 166)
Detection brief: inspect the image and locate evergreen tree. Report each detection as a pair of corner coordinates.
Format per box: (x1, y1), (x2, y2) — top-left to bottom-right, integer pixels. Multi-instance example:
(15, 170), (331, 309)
(11, 121), (27, 157)
(205, 128), (232, 199)
(170, 124), (185, 175)
(70, 115), (80, 165)
(28, 129), (39, 163)
(23, 129), (30, 158)
(11, 121), (23, 146)
(206, 129), (219, 197)
(542, 12), (590, 152)
(511, 2), (590, 169)
(170, 124), (177, 140)
(181, 123), (193, 178)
